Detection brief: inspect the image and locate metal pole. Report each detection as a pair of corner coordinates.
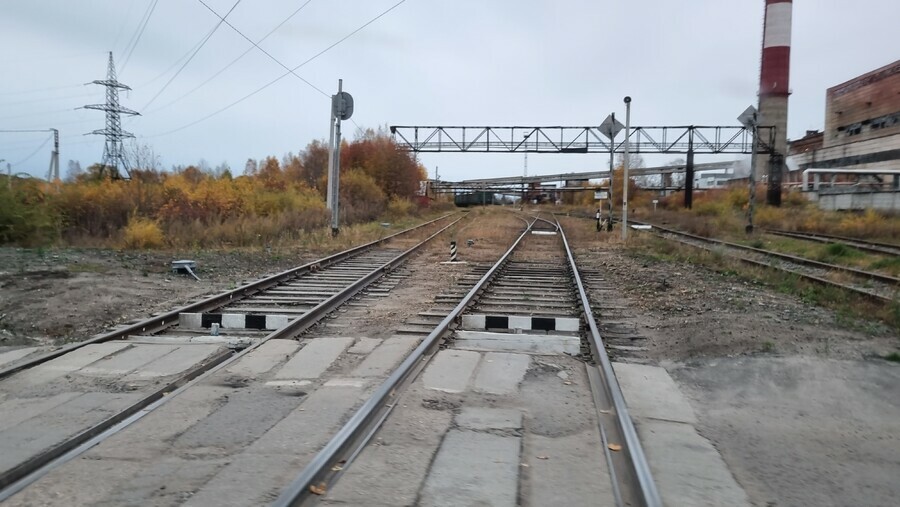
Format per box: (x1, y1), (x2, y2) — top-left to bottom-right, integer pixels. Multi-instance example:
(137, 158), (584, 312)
(608, 113), (615, 232)
(621, 97), (632, 240)
(329, 80), (344, 236)
(685, 131), (694, 209)
(747, 118), (759, 234)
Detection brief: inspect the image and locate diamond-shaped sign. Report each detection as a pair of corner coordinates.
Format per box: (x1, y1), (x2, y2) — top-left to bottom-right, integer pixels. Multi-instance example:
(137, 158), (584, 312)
(737, 105), (757, 128)
(599, 114), (625, 140)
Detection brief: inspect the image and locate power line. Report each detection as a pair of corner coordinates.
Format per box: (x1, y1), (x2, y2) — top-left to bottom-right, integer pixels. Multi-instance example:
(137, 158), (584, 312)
(120, 0), (160, 73)
(196, 0), (327, 96)
(144, 0), (315, 115)
(148, 0), (407, 137)
(10, 134), (52, 167)
(141, 0), (242, 111)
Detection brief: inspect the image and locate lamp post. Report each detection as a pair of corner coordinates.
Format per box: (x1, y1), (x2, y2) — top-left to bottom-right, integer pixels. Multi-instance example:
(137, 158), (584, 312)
(621, 96), (632, 241)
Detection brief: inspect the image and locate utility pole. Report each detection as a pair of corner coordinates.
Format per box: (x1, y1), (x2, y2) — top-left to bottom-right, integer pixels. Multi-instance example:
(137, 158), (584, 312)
(621, 96), (632, 241)
(84, 52), (139, 179)
(2, 160), (7, 190)
(47, 128), (59, 181)
(326, 79), (353, 236)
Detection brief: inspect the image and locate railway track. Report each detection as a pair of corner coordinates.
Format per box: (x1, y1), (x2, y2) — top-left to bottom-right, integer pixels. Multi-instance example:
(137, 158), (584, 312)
(1, 211), (659, 506)
(636, 221), (899, 303)
(765, 228), (900, 257)
(274, 214), (660, 507)
(0, 213), (462, 502)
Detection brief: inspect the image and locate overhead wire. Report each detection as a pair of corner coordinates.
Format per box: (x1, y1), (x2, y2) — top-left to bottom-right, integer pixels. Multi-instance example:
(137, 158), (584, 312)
(10, 134), (52, 167)
(147, 0), (407, 137)
(144, 0), (315, 115)
(140, 0), (243, 111)
(120, 0), (160, 73)
(196, 0), (327, 96)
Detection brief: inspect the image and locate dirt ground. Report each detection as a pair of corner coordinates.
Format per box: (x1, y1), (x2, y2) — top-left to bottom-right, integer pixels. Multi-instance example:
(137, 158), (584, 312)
(0, 247), (312, 347)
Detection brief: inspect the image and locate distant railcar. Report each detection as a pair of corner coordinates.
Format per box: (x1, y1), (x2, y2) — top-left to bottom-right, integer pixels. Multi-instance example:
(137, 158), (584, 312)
(454, 191), (495, 207)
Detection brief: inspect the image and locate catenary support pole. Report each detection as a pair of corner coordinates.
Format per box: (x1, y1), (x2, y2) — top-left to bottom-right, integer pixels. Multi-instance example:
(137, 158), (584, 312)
(684, 130), (694, 209)
(608, 113), (615, 232)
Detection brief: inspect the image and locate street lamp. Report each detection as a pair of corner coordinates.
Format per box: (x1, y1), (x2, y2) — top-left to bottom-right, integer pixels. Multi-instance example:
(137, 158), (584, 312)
(621, 96), (632, 240)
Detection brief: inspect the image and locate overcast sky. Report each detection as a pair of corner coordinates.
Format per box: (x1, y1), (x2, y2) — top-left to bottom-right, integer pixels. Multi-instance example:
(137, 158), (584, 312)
(1, 0), (897, 181)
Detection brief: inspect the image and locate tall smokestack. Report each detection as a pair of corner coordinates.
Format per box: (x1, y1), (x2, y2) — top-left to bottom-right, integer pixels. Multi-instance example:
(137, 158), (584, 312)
(757, 0), (792, 192)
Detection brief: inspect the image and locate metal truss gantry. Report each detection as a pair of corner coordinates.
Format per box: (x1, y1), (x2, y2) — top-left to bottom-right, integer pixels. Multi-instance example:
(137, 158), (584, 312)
(389, 125), (775, 155)
(84, 52), (140, 179)
(391, 125), (775, 208)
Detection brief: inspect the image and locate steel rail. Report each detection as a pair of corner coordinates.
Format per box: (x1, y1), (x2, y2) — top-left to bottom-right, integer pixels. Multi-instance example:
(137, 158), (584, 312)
(0, 216), (464, 501)
(272, 219), (535, 507)
(765, 229), (900, 257)
(639, 224), (895, 304)
(558, 219), (662, 507)
(0, 213), (457, 381)
(637, 221), (900, 287)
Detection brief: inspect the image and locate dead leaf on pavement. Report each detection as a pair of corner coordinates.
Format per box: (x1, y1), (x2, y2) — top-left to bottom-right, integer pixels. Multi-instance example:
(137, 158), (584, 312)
(536, 455), (549, 460)
(608, 443), (622, 452)
(309, 482), (327, 495)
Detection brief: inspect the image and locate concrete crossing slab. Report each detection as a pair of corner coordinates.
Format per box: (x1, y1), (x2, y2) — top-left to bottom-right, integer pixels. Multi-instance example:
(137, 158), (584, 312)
(422, 349), (481, 394)
(183, 384), (365, 507)
(14, 342), (131, 384)
(347, 337), (381, 354)
(419, 430), (520, 507)
(526, 431), (617, 507)
(274, 337), (353, 380)
(613, 362), (697, 424)
(351, 336), (419, 377)
(0, 391), (138, 474)
(77, 344), (179, 377)
(472, 352), (530, 395)
(456, 407), (522, 431)
(225, 339), (299, 377)
(0, 392), (82, 433)
(123, 344), (221, 379)
(0, 347), (40, 368)
(637, 419), (751, 507)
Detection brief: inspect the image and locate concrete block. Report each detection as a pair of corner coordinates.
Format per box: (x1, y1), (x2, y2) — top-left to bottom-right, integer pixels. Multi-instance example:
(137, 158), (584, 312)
(324, 378), (367, 388)
(422, 349), (481, 393)
(455, 330), (581, 355)
(347, 337), (381, 354)
(526, 431), (617, 506)
(419, 430), (520, 507)
(78, 344), (178, 377)
(0, 347), (39, 368)
(265, 314), (289, 329)
(178, 313), (202, 329)
(225, 339), (299, 377)
(613, 362), (698, 424)
(556, 317), (581, 332)
(221, 313), (246, 328)
(473, 352), (530, 395)
(19, 342), (131, 384)
(123, 344), (220, 379)
(461, 314), (486, 329)
(637, 419), (751, 506)
(351, 336), (419, 377)
(508, 315), (532, 330)
(274, 337), (353, 380)
(456, 407), (522, 431)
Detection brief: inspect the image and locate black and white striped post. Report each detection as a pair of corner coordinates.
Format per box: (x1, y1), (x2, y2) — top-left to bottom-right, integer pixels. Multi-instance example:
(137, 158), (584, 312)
(449, 241), (458, 262)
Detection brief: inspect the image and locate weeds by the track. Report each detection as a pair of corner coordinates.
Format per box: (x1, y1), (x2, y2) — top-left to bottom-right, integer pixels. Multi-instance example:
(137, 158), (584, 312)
(628, 233), (900, 334)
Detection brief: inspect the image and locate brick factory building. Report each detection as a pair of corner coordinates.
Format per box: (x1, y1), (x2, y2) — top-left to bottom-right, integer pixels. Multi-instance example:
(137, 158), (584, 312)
(789, 59), (900, 183)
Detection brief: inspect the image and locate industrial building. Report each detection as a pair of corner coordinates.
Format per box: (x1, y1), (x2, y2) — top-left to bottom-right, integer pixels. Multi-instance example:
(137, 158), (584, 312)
(788, 59), (900, 210)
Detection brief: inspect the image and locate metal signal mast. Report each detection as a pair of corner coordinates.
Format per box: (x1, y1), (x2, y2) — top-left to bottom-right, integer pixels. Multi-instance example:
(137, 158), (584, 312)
(84, 52), (140, 178)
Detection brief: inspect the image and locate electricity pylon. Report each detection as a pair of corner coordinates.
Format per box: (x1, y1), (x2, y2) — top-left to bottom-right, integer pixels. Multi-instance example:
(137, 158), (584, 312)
(84, 52), (139, 179)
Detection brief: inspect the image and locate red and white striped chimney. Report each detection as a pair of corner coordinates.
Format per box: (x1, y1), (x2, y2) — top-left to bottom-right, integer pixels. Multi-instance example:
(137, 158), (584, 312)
(760, 0), (792, 98)
(757, 0), (792, 177)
